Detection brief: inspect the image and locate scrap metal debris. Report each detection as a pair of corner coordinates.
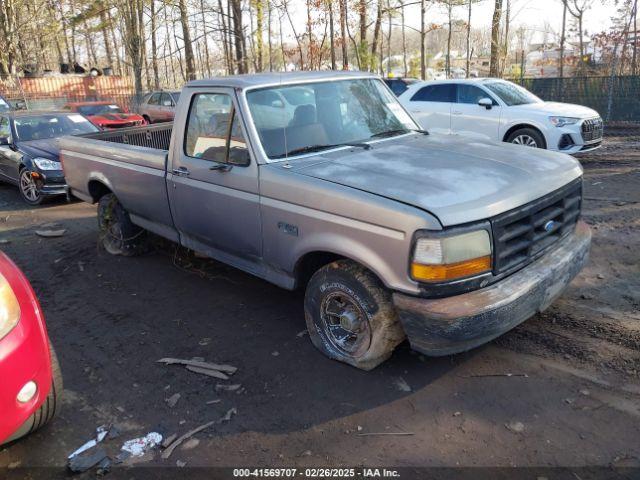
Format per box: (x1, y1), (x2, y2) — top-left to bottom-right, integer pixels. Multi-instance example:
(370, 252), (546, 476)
(165, 393), (181, 408)
(68, 425), (110, 459)
(68, 447), (109, 473)
(157, 358), (238, 377)
(461, 373), (529, 378)
(356, 432), (414, 437)
(186, 365), (229, 380)
(121, 432), (163, 457)
(505, 421), (525, 433)
(35, 229), (66, 238)
(162, 408), (237, 460)
(394, 377), (412, 392)
(216, 384), (242, 392)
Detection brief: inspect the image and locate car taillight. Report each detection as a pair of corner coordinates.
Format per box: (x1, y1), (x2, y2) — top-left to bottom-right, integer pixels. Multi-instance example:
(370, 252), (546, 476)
(0, 271), (20, 340)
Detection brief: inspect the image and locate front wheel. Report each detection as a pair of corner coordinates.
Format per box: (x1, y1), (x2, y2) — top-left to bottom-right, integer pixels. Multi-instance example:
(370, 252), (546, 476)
(304, 260), (406, 370)
(97, 193), (148, 256)
(506, 128), (546, 149)
(19, 169), (44, 205)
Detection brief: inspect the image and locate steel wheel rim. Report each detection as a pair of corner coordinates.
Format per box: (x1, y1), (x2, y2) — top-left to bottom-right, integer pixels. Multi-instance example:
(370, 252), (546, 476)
(20, 171), (40, 202)
(512, 135), (538, 147)
(320, 291), (371, 357)
(101, 213), (124, 254)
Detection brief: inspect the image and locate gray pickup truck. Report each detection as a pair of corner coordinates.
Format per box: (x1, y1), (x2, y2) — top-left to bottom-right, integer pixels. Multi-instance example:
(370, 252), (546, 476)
(61, 71), (591, 370)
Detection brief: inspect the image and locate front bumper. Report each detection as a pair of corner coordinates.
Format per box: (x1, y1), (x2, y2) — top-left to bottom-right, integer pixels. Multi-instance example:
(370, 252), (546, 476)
(393, 221), (591, 356)
(33, 170), (68, 196)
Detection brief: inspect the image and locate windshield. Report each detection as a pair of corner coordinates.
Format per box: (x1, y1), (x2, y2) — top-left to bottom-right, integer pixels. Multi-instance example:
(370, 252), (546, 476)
(76, 104), (124, 116)
(246, 78), (418, 159)
(14, 114), (99, 141)
(484, 81), (543, 106)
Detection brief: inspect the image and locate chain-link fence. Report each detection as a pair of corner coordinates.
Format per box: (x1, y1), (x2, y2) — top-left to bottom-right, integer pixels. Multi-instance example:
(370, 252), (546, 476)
(514, 75), (640, 124)
(0, 75), (135, 111)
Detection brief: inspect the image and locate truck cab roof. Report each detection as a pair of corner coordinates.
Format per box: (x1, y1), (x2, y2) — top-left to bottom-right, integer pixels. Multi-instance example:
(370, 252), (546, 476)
(186, 71), (377, 90)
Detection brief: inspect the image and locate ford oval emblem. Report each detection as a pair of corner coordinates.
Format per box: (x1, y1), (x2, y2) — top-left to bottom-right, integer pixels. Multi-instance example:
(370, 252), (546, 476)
(544, 220), (556, 232)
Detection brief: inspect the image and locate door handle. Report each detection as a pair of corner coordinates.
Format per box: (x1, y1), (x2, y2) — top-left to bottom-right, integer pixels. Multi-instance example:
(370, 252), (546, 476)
(172, 167), (190, 177)
(452, 110), (463, 115)
(209, 163), (233, 172)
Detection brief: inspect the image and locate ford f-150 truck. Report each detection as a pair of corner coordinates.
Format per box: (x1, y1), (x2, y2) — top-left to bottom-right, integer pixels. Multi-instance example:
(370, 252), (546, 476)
(60, 71), (591, 370)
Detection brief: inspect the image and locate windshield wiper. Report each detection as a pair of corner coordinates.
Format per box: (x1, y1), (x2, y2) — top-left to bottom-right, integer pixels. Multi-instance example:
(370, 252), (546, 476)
(370, 128), (429, 139)
(273, 142), (371, 159)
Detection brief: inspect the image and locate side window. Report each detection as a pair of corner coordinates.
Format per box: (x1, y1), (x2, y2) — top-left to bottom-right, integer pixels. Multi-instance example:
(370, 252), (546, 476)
(0, 117), (10, 138)
(457, 85), (494, 105)
(184, 93), (249, 165)
(160, 93), (173, 106)
(410, 84), (454, 102)
(148, 93), (161, 105)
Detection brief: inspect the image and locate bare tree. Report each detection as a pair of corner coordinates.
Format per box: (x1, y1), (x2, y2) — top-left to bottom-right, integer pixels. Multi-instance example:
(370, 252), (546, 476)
(489, 0), (502, 77)
(564, 0), (594, 70)
(559, 0), (567, 78)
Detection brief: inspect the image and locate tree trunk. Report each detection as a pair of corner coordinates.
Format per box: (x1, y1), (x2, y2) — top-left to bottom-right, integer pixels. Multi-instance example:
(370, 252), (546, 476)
(420, 0), (426, 79)
(306, 0), (313, 69)
(446, 0), (452, 78)
(178, 0), (197, 80)
(489, 0), (503, 77)
(359, 0), (368, 69)
(199, 0), (212, 76)
(256, 0), (264, 71)
(99, 8), (114, 69)
(559, 0), (567, 78)
(268, 0), (273, 71)
(501, 0), (510, 76)
(329, 0), (336, 70)
(339, 0), (348, 69)
(150, 0), (160, 88)
(466, 0), (471, 77)
(231, 0), (247, 73)
(633, 0), (638, 75)
(370, 0), (382, 72)
(401, 0), (407, 76)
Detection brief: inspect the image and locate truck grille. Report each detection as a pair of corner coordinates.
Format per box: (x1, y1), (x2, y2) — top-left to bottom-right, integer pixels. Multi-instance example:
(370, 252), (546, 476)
(581, 117), (603, 142)
(491, 179), (582, 275)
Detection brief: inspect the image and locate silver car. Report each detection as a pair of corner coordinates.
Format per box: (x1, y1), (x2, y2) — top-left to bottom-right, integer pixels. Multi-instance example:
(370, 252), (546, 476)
(138, 90), (181, 124)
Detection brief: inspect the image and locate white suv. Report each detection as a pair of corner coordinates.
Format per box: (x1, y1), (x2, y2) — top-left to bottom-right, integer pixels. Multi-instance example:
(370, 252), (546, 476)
(398, 78), (603, 154)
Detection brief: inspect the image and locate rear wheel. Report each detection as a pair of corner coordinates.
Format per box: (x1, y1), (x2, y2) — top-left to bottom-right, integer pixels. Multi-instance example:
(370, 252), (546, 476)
(304, 260), (405, 370)
(97, 193), (148, 256)
(4, 343), (63, 444)
(19, 169), (44, 205)
(506, 128), (546, 149)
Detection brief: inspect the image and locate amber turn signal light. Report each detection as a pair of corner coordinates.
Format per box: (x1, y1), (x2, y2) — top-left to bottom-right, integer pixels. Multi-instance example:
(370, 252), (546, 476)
(411, 255), (492, 282)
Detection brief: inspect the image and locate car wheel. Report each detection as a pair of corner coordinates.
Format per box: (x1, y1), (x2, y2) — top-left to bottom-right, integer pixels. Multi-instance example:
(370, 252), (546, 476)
(3, 343), (63, 444)
(97, 193), (148, 256)
(506, 128), (546, 149)
(19, 169), (44, 205)
(304, 259), (406, 370)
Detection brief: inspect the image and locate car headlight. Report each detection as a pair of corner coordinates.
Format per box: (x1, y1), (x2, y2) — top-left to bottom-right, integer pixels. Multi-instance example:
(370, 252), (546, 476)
(411, 229), (492, 282)
(0, 272), (20, 340)
(33, 157), (61, 170)
(549, 116), (579, 128)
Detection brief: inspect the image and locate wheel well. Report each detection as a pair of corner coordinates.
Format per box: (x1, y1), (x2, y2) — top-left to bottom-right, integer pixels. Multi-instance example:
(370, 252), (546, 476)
(503, 124), (547, 148)
(294, 251), (345, 289)
(88, 180), (112, 203)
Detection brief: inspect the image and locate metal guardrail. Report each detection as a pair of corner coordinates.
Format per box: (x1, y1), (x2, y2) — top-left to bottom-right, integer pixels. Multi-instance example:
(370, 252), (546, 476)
(83, 123), (173, 150)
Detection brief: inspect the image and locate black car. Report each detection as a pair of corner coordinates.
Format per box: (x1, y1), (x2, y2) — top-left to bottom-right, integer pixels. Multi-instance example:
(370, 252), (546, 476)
(0, 111), (99, 205)
(382, 77), (420, 96)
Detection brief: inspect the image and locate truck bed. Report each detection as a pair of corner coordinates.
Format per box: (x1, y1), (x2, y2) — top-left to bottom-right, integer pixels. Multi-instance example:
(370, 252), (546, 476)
(60, 123), (176, 239)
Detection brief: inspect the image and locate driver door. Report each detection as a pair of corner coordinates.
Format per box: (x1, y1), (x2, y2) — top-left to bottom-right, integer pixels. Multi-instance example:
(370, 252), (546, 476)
(168, 89), (262, 263)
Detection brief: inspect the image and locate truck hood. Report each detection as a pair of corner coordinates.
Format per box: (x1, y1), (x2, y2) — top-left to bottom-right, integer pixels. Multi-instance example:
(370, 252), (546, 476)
(513, 101), (599, 119)
(289, 133), (583, 227)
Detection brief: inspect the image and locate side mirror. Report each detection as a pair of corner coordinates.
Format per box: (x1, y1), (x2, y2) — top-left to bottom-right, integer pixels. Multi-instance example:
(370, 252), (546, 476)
(478, 98), (493, 110)
(0, 136), (10, 145)
(228, 146), (250, 166)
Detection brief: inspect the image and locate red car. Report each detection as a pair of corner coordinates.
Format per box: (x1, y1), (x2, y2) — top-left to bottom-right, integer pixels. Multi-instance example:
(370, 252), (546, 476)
(64, 101), (147, 129)
(0, 251), (62, 445)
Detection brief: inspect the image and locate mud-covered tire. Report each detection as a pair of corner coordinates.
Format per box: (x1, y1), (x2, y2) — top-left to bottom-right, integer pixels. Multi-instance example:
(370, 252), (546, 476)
(97, 193), (147, 256)
(506, 127), (546, 149)
(304, 260), (406, 370)
(4, 343), (63, 444)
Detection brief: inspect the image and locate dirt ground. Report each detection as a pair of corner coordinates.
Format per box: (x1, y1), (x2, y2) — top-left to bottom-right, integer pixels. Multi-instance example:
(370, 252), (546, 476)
(0, 137), (638, 478)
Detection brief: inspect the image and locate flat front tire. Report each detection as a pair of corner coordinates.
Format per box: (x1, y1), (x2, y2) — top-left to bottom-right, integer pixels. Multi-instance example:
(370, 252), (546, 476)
(304, 260), (406, 370)
(97, 193), (147, 256)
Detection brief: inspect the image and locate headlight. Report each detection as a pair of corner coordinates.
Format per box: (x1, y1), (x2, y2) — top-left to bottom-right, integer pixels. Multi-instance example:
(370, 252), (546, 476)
(549, 116), (579, 128)
(0, 272), (20, 340)
(33, 157), (61, 170)
(411, 230), (492, 282)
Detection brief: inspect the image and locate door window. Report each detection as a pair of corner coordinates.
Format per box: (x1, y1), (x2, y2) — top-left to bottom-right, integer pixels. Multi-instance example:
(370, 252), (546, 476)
(147, 93), (161, 105)
(457, 85), (496, 105)
(184, 93), (248, 165)
(160, 93), (174, 107)
(0, 117), (10, 139)
(410, 84), (455, 102)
